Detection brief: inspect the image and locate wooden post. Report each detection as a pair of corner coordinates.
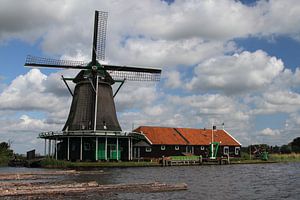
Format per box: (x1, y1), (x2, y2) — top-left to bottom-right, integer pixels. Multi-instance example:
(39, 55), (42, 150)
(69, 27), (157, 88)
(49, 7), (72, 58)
(105, 137), (107, 161)
(128, 137), (130, 161)
(44, 139), (47, 156)
(55, 138), (58, 160)
(80, 137), (83, 161)
(67, 137), (70, 161)
(95, 137), (98, 161)
(116, 137), (119, 161)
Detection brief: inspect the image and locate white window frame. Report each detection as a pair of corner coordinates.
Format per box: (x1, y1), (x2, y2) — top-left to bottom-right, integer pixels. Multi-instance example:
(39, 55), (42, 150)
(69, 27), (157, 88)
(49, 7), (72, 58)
(200, 146), (205, 150)
(145, 147), (152, 152)
(224, 146), (229, 155)
(161, 145), (166, 151)
(235, 147), (240, 155)
(175, 146), (179, 150)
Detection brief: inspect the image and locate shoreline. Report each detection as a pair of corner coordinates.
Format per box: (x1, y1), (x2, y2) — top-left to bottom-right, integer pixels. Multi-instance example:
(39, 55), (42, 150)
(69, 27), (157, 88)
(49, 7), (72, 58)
(37, 159), (294, 169)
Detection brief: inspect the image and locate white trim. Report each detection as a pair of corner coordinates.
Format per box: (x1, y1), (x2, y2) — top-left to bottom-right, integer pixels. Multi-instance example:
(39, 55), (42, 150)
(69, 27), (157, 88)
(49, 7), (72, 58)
(223, 129), (242, 146)
(235, 147), (240, 155)
(139, 131), (153, 145)
(200, 146), (205, 150)
(175, 146), (179, 150)
(161, 145), (166, 151)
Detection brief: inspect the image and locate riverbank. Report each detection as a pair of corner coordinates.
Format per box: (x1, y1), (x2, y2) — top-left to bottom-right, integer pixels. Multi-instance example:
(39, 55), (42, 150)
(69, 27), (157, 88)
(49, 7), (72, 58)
(8, 153), (300, 169)
(40, 158), (160, 169)
(230, 153), (300, 164)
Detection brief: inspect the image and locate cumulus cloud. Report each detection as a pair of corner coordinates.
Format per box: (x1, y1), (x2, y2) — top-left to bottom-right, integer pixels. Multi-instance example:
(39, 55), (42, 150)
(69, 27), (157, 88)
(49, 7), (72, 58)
(187, 50), (284, 94)
(259, 128), (280, 136)
(0, 69), (71, 112)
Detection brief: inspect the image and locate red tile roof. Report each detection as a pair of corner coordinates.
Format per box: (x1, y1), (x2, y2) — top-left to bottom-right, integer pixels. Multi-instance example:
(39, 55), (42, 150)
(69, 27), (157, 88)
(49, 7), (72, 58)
(134, 126), (187, 145)
(134, 126), (241, 146)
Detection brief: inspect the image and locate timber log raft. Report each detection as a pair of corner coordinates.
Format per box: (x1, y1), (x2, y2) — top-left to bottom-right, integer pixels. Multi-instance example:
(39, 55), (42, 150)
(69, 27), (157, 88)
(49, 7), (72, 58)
(0, 171), (187, 198)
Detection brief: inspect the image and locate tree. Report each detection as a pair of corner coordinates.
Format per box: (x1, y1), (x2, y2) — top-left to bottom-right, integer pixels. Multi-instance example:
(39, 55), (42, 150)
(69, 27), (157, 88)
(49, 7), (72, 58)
(280, 145), (292, 154)
(291, 137), (300, 153)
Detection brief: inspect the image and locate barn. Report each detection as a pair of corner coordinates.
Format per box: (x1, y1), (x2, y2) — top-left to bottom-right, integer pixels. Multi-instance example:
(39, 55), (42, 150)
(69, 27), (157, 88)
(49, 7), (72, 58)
(132, 126), (241, 159)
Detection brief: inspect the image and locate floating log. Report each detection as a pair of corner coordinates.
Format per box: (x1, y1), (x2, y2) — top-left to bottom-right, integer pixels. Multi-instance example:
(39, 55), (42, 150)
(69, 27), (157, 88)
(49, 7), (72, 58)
(0, 181), (187, 197)
(0, 170), (83, 181)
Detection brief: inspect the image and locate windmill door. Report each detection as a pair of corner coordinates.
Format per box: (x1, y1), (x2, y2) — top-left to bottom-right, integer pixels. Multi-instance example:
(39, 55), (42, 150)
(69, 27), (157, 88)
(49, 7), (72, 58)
(107, 144), (121, 160)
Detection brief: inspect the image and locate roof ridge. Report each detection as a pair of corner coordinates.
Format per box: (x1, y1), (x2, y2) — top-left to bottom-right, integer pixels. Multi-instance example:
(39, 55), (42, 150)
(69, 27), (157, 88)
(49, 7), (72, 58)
(173, 128), (190, 145)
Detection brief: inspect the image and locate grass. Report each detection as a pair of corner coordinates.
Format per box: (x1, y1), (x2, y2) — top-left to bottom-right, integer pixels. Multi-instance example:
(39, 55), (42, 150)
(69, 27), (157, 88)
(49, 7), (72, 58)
(40, 158), (160, 169)
(230, 152), (300, 164)
(268, 153), (300, 162)
(38, 153), (300, 168)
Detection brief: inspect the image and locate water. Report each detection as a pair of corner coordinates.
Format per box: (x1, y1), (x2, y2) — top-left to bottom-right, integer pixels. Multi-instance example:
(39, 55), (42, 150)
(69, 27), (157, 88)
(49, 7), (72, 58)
(1, 162), (300, 199)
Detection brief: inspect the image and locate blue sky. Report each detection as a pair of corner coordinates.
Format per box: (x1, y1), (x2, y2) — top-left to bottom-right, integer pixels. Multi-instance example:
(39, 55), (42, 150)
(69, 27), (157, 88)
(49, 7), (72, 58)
(1, 0), (300, 153)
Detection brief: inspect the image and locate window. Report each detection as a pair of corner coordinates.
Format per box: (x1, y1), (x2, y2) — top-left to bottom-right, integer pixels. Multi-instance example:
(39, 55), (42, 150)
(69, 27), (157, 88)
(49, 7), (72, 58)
(175, 146), (179, 150)
(224, 146), (229, 155)
(145, 147), (152, 152)
(161, 145), (166, 151)
(200, 146), (205, 150)
(235, 147), (240, 155)
(84, 143), (90, 151)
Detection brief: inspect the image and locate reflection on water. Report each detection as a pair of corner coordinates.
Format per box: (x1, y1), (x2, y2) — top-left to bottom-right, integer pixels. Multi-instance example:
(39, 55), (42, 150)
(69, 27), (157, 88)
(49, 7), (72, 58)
(1, 162), (299, 200)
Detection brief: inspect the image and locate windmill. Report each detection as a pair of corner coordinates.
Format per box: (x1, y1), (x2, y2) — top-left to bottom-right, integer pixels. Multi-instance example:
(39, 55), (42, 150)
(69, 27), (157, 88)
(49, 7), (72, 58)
(25, 11), (161, 134)
(24, 10), (161, 161)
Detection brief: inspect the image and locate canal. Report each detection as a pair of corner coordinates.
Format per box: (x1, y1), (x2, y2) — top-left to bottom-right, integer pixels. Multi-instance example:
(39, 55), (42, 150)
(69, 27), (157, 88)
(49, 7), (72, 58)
(1, 162), (299, 199)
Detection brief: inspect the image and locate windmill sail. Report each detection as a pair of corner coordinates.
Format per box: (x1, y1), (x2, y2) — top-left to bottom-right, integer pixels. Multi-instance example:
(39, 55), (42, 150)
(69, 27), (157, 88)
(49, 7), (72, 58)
(104, 64), (161, 81)
(25, 55), (86, 69)
(92, 11), (108, 64)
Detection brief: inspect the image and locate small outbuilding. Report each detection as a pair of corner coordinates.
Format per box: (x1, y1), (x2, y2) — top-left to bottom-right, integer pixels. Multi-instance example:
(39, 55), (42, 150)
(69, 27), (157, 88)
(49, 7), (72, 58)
(133, 126), (241, 159)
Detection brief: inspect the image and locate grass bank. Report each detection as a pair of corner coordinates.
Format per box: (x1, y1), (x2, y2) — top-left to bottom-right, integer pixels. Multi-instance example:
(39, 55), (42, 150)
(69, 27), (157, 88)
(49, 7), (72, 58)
(38, 153), (300, 169)
(230, 152), (300, 164)
(40, 158), (160, 169)
(268, 153), (300, 162)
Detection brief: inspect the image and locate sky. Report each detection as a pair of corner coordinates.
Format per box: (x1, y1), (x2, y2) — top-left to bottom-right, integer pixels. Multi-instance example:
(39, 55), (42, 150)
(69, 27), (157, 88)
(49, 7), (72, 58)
(1, 0), (300, 154)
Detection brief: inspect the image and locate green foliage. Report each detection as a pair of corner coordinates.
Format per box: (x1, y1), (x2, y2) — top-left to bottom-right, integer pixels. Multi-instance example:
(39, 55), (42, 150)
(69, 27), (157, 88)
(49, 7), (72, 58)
(280, 145), (292, 153)
(0, 142), (14, 166)
(291, 137), (300, 153)
(40, 158), (74, 168)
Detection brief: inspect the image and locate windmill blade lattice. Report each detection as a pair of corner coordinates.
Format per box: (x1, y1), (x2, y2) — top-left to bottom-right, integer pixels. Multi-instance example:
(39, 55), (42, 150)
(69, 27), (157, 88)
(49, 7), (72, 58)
(96, 11), (108, 61)
(25, 55), (86, 69)
(104, 64), (161, 81)
(107, 70), (161, 81)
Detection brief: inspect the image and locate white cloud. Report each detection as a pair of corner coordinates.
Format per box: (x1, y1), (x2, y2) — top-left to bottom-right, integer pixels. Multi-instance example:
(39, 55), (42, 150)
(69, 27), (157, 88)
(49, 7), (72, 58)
(187, 50), (284, 94)
(251, 90), (300, 115)
(0, 69), (71, 112)
(109, 38), (235, 67)
(259, 128), (280, 136)
(164, 70), (182, 89)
